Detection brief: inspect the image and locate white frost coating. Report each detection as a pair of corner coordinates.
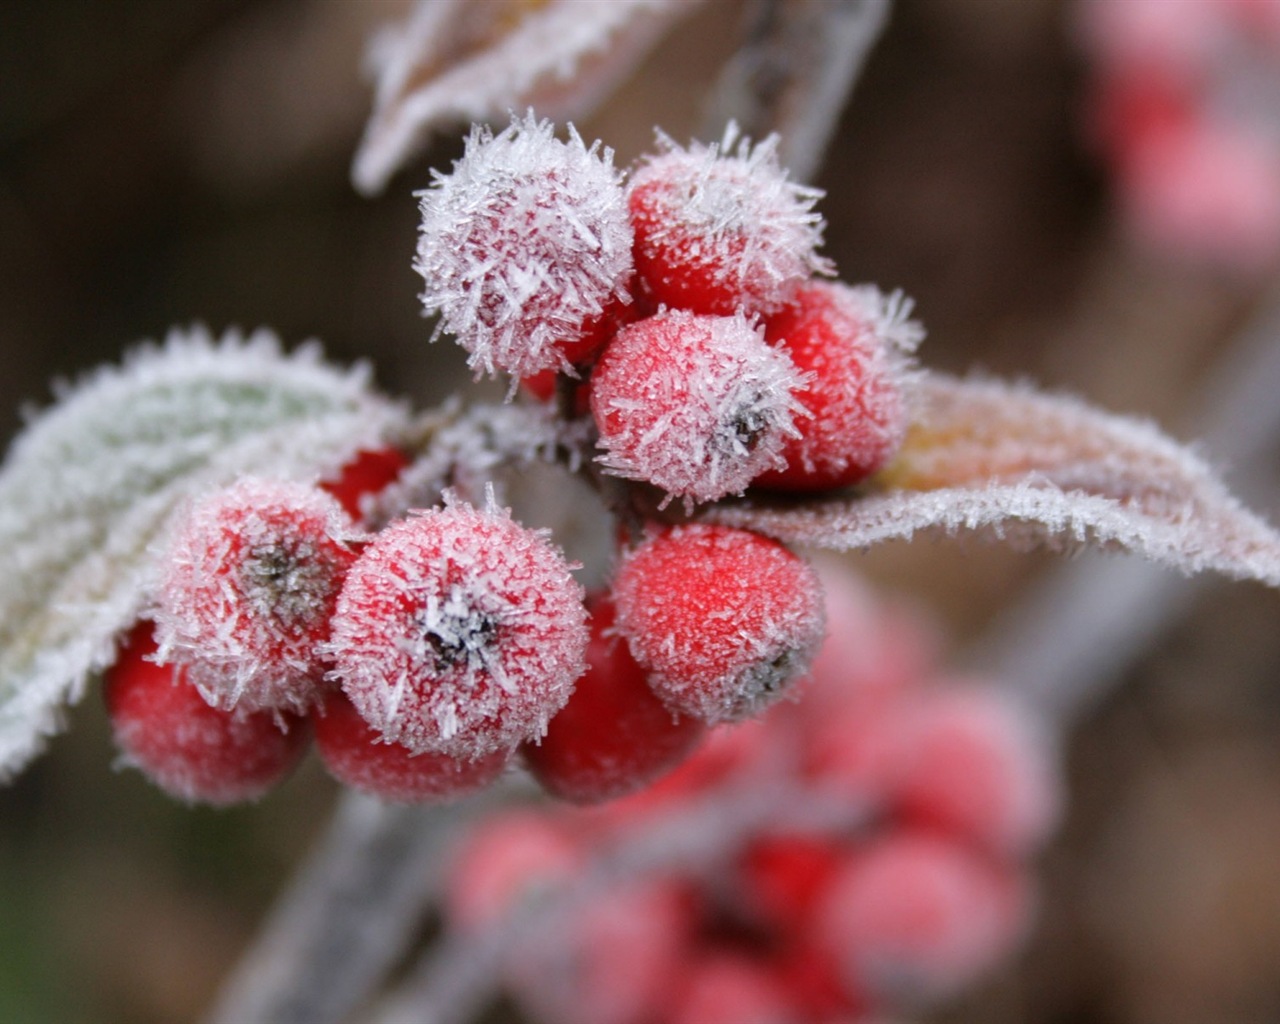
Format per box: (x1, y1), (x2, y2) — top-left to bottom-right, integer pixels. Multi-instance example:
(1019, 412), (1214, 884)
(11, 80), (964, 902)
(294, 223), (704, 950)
(325, 494), (589, 761)
(353, 0), (704, 195)
(592, 310), (810, 507)
(628, 123), (834, 313)
(705, 372), (1280, 587)
(153, 478), (359, 715)
(0, 326), (410, 782)
(414, 113), (633, 379)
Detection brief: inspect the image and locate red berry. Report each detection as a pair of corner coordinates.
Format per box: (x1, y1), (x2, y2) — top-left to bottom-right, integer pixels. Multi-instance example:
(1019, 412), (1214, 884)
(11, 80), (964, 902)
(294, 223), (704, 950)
(667, 952), (800, 1024)
(154, 478), (359, 714)
(612, 524), (825, 723)
(521, 595), (705, 804)
(414, 113), (633, 379)
(627, 127), (831, 316)
(319, 447), (410, 521)
(326, 495), (589, 760)
(444, 811), (582, 932)
(889, 686), (1061, 856)
(738, 833), (845, 934)
(104, 623), (309, 805)
(590, 310), (807, 506)
(755, 282), (920, 491)
(314, 690), (509, 804)
(814, 831), (1030, 1003)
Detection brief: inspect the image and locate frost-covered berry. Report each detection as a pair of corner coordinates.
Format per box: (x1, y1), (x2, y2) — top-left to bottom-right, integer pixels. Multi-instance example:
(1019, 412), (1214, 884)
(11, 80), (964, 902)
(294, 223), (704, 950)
(815, 831), (1029, 1004)
(314, 690), (509, 804)
(414, 113), (633, 379)
(627, 126), (831, 317)
(320, 446), (410, 522)
(590, 310), (808, 506)
(326, 495), (589, 760)
(104, 623), (309, 805)
(755, 282), (920, 491)
(521, 595), (705, 804)
(612, 524), (825, 723)
(154, 478), (359, 715)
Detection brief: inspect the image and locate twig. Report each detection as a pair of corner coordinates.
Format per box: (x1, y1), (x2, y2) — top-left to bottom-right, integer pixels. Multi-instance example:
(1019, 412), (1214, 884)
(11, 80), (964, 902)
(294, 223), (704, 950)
(702, 0), (892, 182)
(204, 791), (487, 1024)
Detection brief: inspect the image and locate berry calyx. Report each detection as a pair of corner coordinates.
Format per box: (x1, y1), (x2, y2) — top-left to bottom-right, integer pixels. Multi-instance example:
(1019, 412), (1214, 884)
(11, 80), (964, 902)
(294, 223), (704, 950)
(612, 524), (825, 723)
(521, 595), (705, 804)
(755, 282), (920, 491)
(153, 477), (359, 714)
(314, 690), (509, 804)
(414, 113), (633, 379)
(326, 494), (589, 760)
(104, 622), (309, 805)
(628, 126), (832, 316)
(590, 310), (808, 506)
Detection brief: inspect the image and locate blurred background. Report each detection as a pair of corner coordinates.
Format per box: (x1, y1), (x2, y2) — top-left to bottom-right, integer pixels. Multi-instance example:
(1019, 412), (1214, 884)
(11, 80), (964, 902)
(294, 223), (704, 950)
(1, 0), (1279, 1021)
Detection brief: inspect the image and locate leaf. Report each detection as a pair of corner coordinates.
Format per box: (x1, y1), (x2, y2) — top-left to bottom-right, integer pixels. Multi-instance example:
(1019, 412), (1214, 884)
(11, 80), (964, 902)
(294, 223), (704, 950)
(352, 0), (703, 195)
(0, 326), (411, 781)
(704, 372), (1280, 587)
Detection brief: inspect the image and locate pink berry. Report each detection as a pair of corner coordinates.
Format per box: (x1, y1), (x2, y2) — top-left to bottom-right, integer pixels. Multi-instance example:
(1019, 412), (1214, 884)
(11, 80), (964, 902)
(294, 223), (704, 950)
(754, 282), (919, 491)
(815, 831), (1030, 1004)
(627, 127), (831, 316)
(314, 690), (509, 804)
(326, 495), (588, 759)
(521, 595), (706, 804)
(104, 622), (309, 805)
(154, 478), (359, 714)
(889, 686), (1061, 856)
(319, 447), (410, 522)
(590, 310), (808, 506)
(444, 811), (582, 932)
(612, 524), (825, 723)
(667, 952), (800, 1024)
(414, 113), (633, 379)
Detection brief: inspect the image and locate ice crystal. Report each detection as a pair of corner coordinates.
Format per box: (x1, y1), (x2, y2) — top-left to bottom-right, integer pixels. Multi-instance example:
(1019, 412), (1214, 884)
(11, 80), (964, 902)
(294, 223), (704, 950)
(414, 113), (633, 380)
(591, 310), (809, 508)
(326, 494), (588, 761)
(628, 124), (834, 316)
(353, 0), (703, 194)
(706, 372), (1280, 586)
(0, 327), (409, 780)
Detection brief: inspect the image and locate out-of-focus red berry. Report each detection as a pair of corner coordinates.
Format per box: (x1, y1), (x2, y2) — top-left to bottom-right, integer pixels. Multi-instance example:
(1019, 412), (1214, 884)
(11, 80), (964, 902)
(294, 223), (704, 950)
(319, 447), (409, 521)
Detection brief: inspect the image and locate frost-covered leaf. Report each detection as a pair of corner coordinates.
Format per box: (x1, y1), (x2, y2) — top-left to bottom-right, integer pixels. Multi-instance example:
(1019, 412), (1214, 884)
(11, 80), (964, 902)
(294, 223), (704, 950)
(0, 326), (411, 781)
(352, 0), (703, 195)
(706, 372), (1280, 586)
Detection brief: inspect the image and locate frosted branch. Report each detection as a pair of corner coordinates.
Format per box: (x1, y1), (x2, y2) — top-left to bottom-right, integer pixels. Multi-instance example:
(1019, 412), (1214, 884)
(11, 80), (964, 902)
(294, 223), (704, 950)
(703, 0), (892, 183)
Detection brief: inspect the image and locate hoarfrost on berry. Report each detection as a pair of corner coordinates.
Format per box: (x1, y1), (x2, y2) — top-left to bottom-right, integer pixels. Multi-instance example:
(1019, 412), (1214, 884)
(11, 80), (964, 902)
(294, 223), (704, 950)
(591, 310), (809, 507)
(326, 494), (588, 760)
(627, 124), (833, 316)
(414, 113), (633, 379)
(154, 477), (359, 714)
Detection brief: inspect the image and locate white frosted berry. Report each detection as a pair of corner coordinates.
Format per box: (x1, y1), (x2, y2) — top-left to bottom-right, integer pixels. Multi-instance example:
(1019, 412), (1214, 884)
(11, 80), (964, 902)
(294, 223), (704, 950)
(153, 477), (359, 714)
(627, 124), (832, 316)
(326, 494), (589, 760)
(414, 113), (633, 379)
(590, 310), (808, 507)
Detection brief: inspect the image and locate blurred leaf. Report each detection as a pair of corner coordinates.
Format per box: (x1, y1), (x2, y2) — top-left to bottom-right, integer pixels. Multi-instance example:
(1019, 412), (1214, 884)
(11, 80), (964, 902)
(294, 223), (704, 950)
(0, 327), (410, 782)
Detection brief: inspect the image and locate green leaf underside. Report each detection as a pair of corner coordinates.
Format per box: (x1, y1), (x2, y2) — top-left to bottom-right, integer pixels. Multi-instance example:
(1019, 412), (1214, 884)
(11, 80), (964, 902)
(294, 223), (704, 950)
(0, 327), (409, 781)
(705, 372), (1280, 587)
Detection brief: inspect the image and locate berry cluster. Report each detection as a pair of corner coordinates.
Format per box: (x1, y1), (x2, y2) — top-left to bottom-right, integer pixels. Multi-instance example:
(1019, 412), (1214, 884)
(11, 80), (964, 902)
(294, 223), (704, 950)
(414, 114), (922, 506)
(444, 562), (1062, 1024)
(102, 116), (925, 810)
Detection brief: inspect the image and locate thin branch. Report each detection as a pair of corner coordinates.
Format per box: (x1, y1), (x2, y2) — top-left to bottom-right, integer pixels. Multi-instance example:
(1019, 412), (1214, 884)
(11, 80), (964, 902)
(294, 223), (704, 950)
(968, 288), (1280, 729)
(702, 0), (891, 182)
(205, 791), (487, 1024)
